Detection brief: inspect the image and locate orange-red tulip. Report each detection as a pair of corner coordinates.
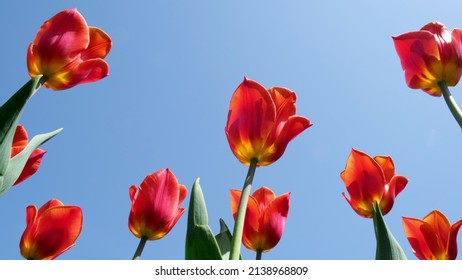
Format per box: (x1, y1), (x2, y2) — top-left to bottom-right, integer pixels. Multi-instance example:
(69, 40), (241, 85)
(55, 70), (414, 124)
(230, 186), (290, 252)
(27, 9), (111, 90)
(393, 22), (462, 96)
(403, 210), (462, 260)
(340, 149), (408, 218)
(225, 77), (312, 166)
(20, 199), (83, 260)
(11, 125), (46, 186)
(128, 168), (188, 240)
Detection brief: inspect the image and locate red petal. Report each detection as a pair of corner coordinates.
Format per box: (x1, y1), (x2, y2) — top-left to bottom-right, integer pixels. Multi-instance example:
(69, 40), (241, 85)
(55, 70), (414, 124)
(46, 58), (109, 90)
(448, 219), (462, 259)
(373, 156), (395, 183)
(423, 210), (451, 253)
(30, 9), (90, 76)
(225, 77), (276, 165)
(241, 194), (261, 251)
(403, 216), (434, 260)
(11, 125), (28, 157)
(340, 149), (386, 216)
(229, 190), (241, 219)
(21, 202), (82, 260)
(13, 149), (46, 186)
(251, 186), (276, 212)
(129, 169), (184, 240)
(259, 192), (290, 251)
(82, 27), (112, 59)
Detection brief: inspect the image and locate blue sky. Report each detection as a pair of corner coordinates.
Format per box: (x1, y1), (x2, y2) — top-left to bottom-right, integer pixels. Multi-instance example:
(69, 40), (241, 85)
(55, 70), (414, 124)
(1, 1), (462, 260)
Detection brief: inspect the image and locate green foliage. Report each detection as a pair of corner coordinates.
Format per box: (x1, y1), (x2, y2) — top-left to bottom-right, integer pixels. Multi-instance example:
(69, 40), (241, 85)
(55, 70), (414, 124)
(0, 76), (61, 196)
(185, 178), (222, 260)
(372, 202), (407, 260)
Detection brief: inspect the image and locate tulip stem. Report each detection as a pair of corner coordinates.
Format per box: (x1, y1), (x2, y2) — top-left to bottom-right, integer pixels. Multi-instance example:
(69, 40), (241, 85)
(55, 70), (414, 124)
(256, 250), (262, 260)
(229, 158), (258, 260)
(439, 81), (462, 130)
(132, 236), (147, 260)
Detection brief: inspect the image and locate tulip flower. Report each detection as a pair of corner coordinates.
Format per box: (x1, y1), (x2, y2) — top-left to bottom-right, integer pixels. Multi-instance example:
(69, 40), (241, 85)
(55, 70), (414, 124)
(393, 22), (462, 97)
(27, 9), (111, 90)
(20, 199), (83, 260)
(403, 210), (462, 260)
(230, 186), (290, 259)
(11, 125), (46, 186)
(129, 169), (187, 259)
(225, 77), (312, 167)
(340, 149), (408, 218)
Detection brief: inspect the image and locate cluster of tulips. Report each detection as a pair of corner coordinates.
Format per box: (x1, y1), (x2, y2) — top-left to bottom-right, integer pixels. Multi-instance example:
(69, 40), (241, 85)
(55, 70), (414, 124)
(2, 8), (462, 260)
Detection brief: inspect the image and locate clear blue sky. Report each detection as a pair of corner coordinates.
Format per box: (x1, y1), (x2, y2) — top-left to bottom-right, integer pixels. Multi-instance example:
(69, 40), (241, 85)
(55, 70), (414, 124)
(1, 1), (462, 260)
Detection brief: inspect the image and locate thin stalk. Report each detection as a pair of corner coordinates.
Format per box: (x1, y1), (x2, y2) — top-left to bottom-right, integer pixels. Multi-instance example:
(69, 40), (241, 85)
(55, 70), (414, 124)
(229, 158), (258, 260)
(256, 250), (262, 260)
(132, 236), (148, 260)
(439, 81), (462, 130)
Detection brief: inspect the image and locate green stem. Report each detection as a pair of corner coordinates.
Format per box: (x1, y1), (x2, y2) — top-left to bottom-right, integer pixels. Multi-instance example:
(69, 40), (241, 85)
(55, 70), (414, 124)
(438, 81), (462, 129)
(132, 236), (148, 260)
(256, 250), (262, 260)
(229, 158), (258, 260)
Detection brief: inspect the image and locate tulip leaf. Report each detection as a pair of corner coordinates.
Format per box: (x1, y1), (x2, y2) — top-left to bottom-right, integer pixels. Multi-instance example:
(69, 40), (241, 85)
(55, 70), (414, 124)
(0, 75), (43, 178)
(372, 202), (407, 260)
(215, 218), (242, 260)
(185, 178), (222, 260)
(0, 128), (62, 196)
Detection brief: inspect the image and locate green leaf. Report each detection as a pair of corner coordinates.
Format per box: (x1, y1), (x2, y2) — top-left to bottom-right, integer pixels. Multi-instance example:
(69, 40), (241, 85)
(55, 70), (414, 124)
(372, 201), (407, 260)
(0, 75), (43, 177)
(0, 128), (62, 196)
(215, 218), (242, 260)
(185, 178), (222, 260)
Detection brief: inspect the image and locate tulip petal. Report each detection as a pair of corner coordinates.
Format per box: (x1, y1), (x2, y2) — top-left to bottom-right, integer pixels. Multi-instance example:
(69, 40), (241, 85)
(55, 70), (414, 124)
(403, 217), (434, 260)
(263, 115), (311, 166)
(373, 156), (395, 183)
(13, 148), (46, 186)
(403, 210), (462, 260)
(423, 210), (451, 253)
(226, 78), (276, 165)
(340, 149), (386, 217)
(128, 169), (186, 240)
(229, 189), (241, 219)
(20, 201), (82, 260)
(241, 194), (261, 251)
(11, 125), (28, 157)
(83, 27), (112, 59)
(30, 9), (89, 76)
(268, 87), (296, 126)
(251, 187), (276, 212)
(45, 58), (109, 90)
(260, 192), (290, 252)
(447, 219), (462, 260)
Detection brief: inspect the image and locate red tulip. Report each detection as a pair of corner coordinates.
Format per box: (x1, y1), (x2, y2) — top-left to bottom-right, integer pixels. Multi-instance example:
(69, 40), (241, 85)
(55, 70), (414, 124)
(27, 9), (111, 90)
(340, 149), (408, 218)
(403, 210), (462, 260)
(128, 168), (188, 240)
(225, 77), (312, 166)
(20, 199), (83, 260)
(393, 22), (462, 96)
(11, 125), (46, 186)
(230, 186), (290, 252)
